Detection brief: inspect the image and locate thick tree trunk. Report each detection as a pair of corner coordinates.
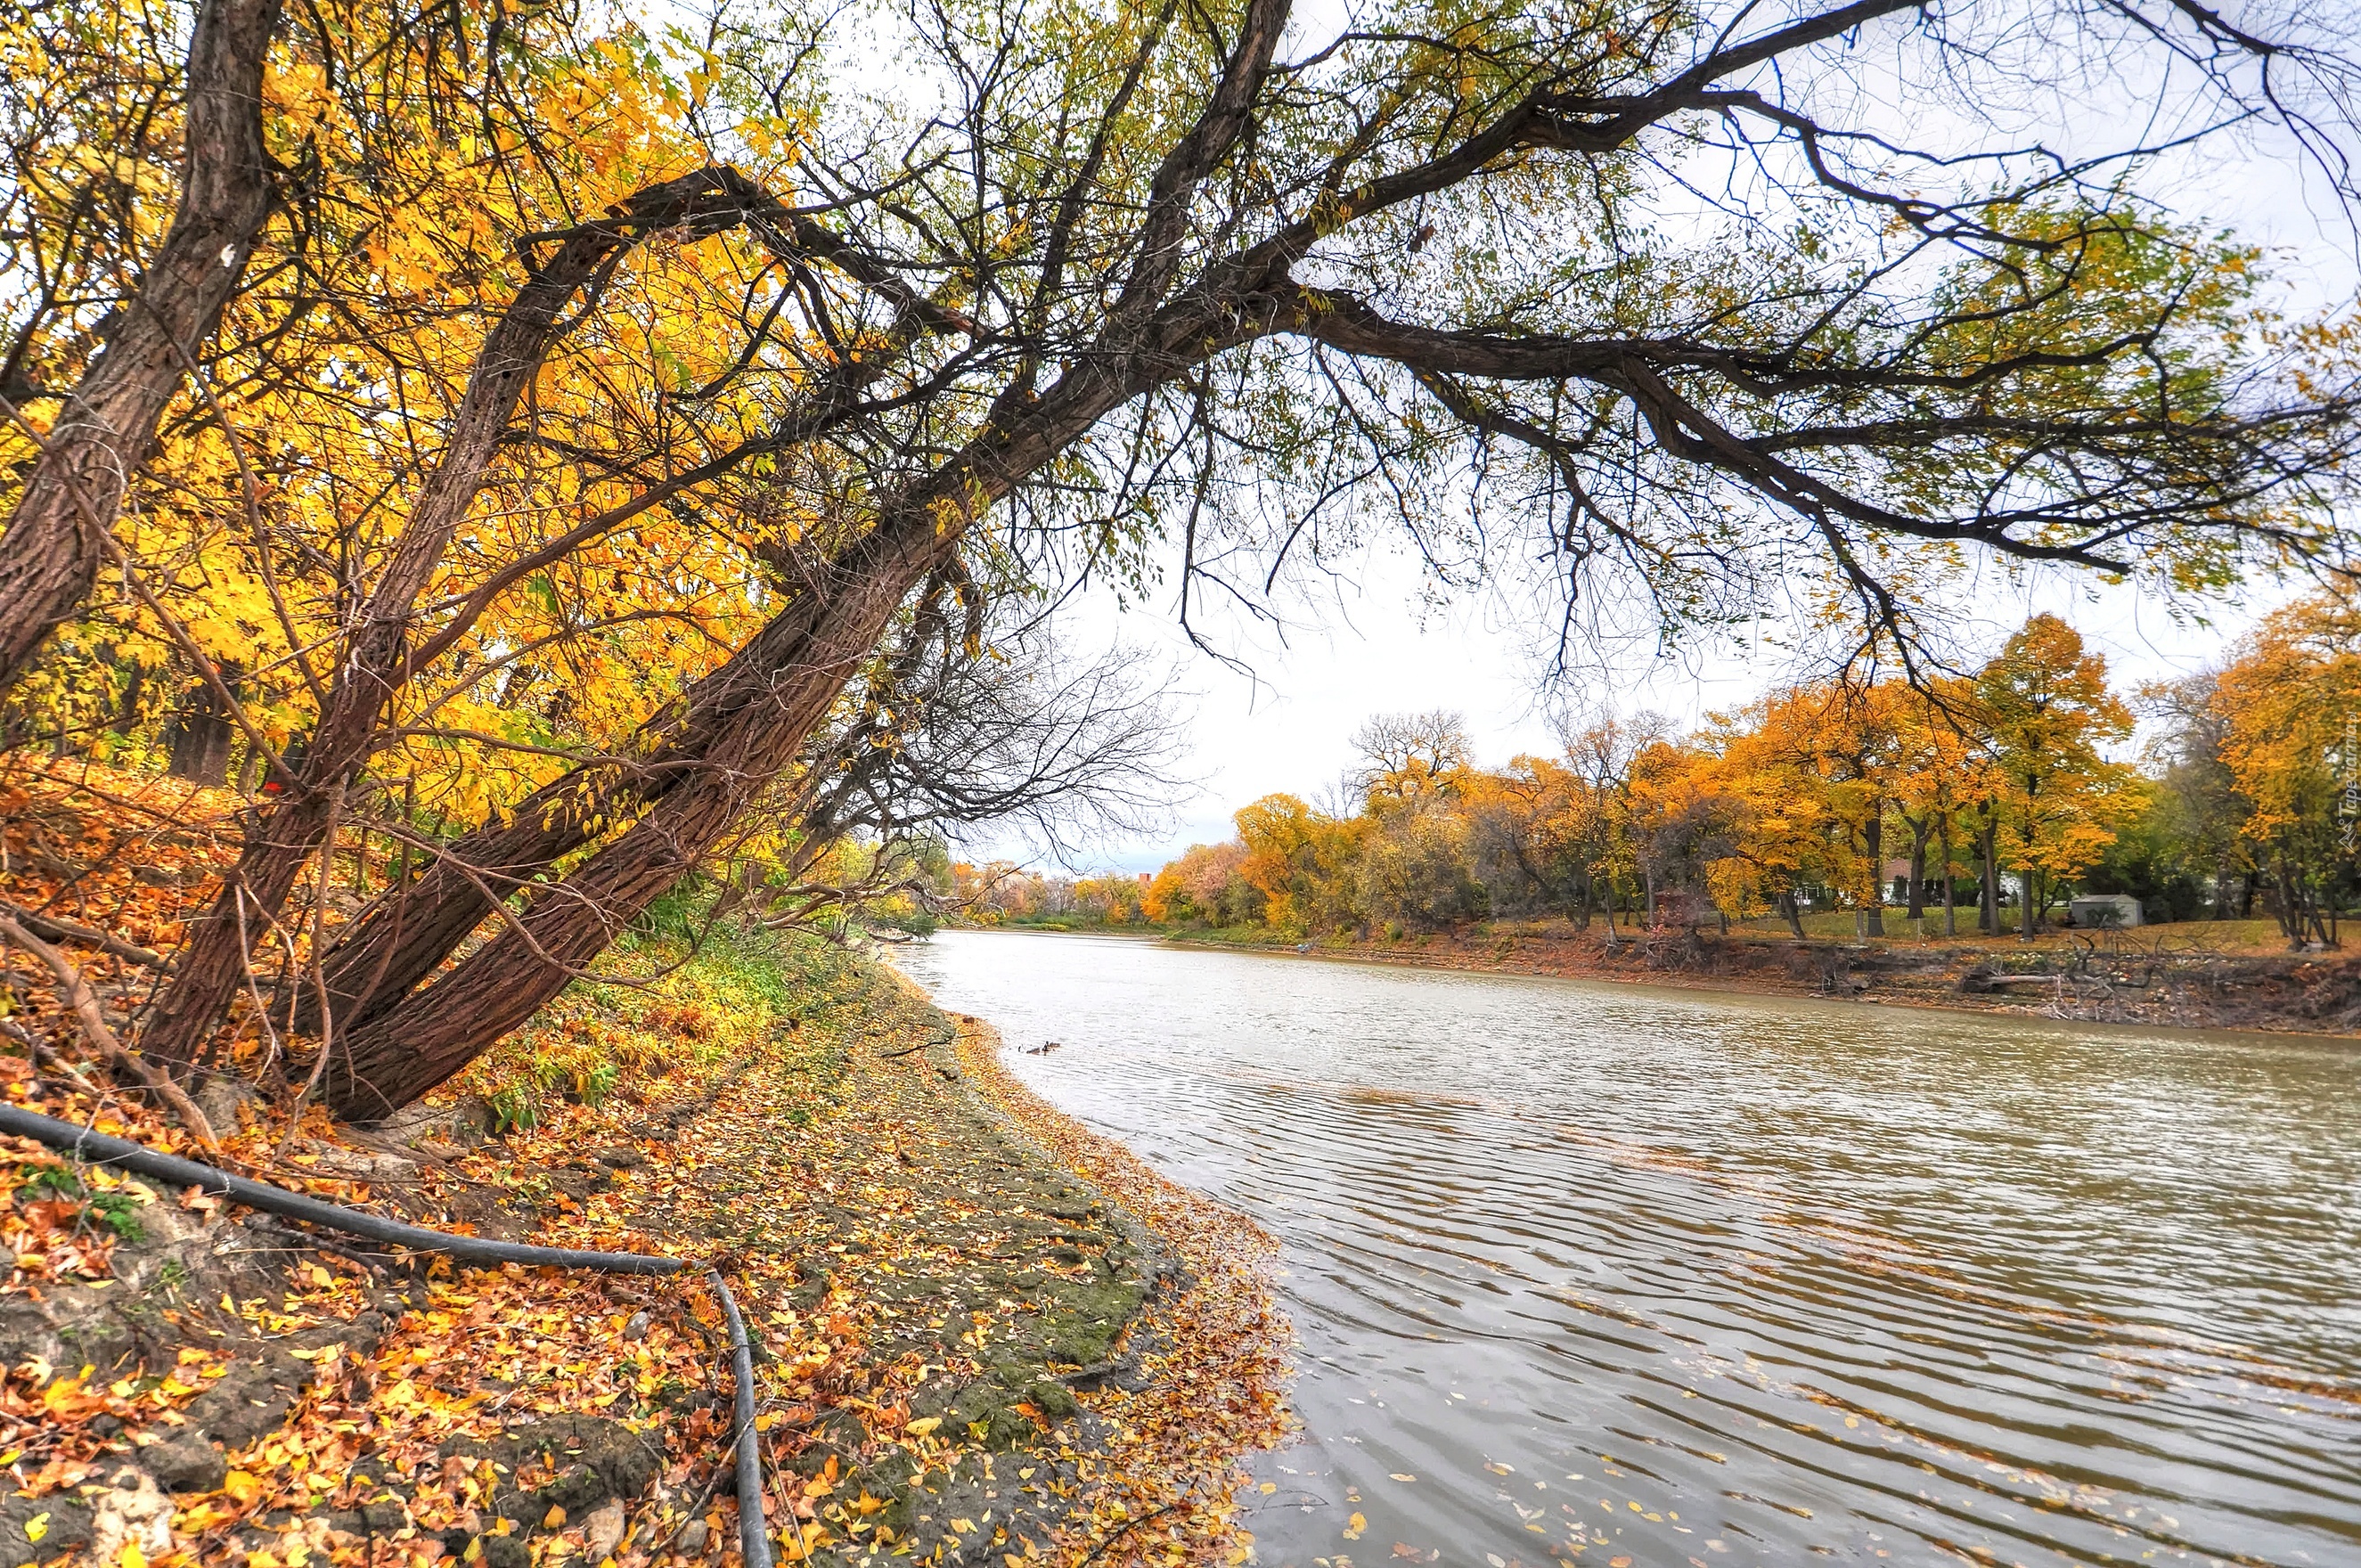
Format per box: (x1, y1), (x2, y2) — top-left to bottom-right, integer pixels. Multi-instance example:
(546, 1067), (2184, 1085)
(319, 507), (956, 1119)
(1906, 820), (1929, 919)
(1863, 813), (1885, 938)
(0, 0), (282, 694)
(140, 170), (749, 1067)
(1979, 823), (2000, 935)
(164, 665), (240, 783)
(1779, 888), (1806, 939)
(1940, 816), (1956, 938)
(291, 535), (935, 1033)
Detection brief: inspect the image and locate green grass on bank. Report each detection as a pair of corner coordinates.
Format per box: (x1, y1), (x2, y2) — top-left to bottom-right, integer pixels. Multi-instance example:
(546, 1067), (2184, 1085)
(454, 913), (873, 1132)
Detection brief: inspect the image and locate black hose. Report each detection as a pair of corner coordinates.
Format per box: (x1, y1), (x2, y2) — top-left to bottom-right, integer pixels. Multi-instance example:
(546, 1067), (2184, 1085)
(710, 1267), (774, 1568)
(0, 1103), (776, 1566)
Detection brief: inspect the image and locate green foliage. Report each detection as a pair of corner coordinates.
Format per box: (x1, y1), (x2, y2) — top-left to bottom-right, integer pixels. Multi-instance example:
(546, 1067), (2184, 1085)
(21, 1165), (85, 1199)
(86, 1192), (144, 1243)
(2081, 804), (2212, 923)
(16, 1166), (144, 1242)
(486, 1084), (539, 1136)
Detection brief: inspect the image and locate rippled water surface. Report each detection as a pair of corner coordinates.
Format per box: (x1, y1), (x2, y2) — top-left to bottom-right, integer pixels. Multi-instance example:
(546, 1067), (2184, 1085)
(890, 931), (2361, 1567)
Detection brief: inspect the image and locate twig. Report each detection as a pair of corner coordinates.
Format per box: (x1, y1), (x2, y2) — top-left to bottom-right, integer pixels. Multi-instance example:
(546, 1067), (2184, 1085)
(0, 899), (176, 972)
(0, 913), (218, 1146)
(1076, 1503), (1180, 1568)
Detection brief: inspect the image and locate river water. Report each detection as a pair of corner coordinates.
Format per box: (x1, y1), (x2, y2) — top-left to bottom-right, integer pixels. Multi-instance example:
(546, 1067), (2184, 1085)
(890, 930), (2361, 1568)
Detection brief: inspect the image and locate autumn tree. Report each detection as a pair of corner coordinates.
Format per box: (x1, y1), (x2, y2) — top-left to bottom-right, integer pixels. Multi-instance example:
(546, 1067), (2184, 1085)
(1351, 711), (1473, 804)
(2214, 593), (2361, 946)
(1704, 698), (1837, 937)
(1888, 680), (1984, 935)
(175, 0), (2361, 1113)
(1974, 615), (2141, 940)
(0, 0), (281, 689)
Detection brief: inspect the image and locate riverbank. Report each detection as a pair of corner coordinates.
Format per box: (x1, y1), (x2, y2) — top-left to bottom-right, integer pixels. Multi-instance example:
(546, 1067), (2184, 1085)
(0, 766), (1288, 1566)
(896, 928), (2361, 1566)
(1139, 919), (2361, 1038)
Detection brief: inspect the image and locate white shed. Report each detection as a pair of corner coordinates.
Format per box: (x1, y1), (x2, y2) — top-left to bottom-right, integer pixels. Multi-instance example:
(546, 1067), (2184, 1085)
(2068, 893), (2143, 928)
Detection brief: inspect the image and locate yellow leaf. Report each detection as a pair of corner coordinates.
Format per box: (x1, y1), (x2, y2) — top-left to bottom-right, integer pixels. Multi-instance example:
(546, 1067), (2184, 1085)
(905, 1417), (941, 1437)
(224, 1469), (263, 1504)
(23, 1514), (46, 1544)
(544, 1505), (567, 1529)
(119, 1544), (146, 1568)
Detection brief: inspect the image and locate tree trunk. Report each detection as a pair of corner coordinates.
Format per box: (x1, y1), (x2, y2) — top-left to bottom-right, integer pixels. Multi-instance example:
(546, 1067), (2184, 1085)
(1778, 888), (1806, 939)
(1940, 815), (1957, 938)
(1863, 813), (1885, 938)
(1979, 821), (2000, 935)
(318, 506), (959, 1119)
(1906, 820), (1930, 920)
(164, 664), (241, 783)
(0, 0), (282, 694)
(2020, 862), (2040, 943)
(140, 170), (749, 1067)
(291, 532), (954, 1035)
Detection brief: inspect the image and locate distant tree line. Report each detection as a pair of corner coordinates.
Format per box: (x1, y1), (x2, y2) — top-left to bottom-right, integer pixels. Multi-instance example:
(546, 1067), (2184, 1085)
(1012, 601), (2361, 951)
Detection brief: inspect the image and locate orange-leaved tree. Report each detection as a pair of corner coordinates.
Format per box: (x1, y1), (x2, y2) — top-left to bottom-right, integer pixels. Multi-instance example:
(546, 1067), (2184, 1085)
(2214, 592), (2361, 947)
(1974, 615), (2141, 941)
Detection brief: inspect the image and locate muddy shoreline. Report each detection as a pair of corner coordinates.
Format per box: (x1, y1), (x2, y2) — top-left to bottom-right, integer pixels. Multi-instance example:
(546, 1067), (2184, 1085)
(1122, 923), (2361, 1041)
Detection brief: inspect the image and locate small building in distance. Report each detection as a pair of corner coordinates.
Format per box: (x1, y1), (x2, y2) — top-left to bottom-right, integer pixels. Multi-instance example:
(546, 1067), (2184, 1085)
(2067, 893), (2143, 928)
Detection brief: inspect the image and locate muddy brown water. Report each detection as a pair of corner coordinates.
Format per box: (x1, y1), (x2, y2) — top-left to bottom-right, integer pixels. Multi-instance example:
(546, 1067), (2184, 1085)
(891, 929), (2360, 1568)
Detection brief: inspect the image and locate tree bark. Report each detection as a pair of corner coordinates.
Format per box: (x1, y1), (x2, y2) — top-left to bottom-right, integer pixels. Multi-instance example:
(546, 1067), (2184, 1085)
(139, 170), (754, 1067)
(164, 662), (241, 782)
(320, 506), (957, 1119)
(290, 524), (905, 1033)
(1905, 818), (1930, 920)
(1863, 812), (1886, 938)
(0, 0), (282, 694)
(1778, 888), (1806, 939)
(1979, 821), (2000, 935)
(1939, 815), (1957, 938)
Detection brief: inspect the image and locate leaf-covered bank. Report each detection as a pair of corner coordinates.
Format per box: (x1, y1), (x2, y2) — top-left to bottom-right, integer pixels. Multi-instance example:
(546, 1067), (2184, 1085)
(2, 775), (1290, 1566)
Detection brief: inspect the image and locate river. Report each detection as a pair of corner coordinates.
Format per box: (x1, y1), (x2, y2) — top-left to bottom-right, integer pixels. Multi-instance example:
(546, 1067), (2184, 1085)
(889, 929), (2361, 1568)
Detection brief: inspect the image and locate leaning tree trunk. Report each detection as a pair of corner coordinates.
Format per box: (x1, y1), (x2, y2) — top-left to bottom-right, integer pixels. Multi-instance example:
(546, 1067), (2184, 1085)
(139, 170), (752, 1068)
(291, 534), (896, 1033)
(0, 0), (282, 695)
(319, 506), (958, 1119)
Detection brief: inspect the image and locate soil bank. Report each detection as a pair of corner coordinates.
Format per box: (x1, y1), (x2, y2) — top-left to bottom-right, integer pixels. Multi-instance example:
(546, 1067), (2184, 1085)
(1142, 920), (2361, 1040)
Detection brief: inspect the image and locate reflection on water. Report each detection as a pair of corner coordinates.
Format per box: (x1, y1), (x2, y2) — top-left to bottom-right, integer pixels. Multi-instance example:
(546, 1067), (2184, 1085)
(890, 931), (2361, 1567)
